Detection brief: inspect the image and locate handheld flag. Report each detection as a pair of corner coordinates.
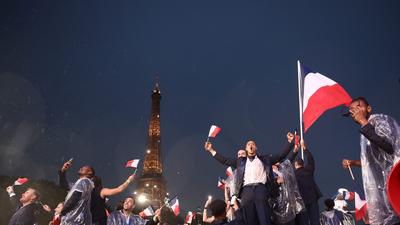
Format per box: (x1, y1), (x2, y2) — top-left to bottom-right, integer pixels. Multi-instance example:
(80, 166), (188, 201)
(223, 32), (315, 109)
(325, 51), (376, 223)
(168, 196), (180, 216)
(226, 167), (233, 177)
(185, 211), (195, 224)
(218, 177), (225, 190)
(126, 159), (140, 168)
(298, 61), (352, 132)
(14, 178), (29, 186)
(355, 192), (367, 221)
(208, 125), (221, 138)
(139, 206), (155, 218)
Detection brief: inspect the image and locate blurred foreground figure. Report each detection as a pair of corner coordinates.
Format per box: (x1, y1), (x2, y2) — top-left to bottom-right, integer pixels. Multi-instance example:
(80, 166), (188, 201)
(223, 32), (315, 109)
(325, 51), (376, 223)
(107, 197), (160, 225)
(342, 97), (400, 225)
(320, 199), (344, 225)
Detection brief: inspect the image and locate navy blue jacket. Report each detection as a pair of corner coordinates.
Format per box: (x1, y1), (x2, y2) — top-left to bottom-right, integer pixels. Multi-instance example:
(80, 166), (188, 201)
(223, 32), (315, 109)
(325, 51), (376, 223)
(287, 149), (322, 204)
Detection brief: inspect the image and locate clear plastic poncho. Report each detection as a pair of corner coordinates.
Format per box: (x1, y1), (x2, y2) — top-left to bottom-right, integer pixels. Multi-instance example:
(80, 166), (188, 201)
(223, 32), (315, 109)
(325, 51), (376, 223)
(269, 159), (305, 224)
(360, 114), (400, 225)
(225, 169), (237, 198)
(61, 177), (94, 225)
(107, 211), (148, 225)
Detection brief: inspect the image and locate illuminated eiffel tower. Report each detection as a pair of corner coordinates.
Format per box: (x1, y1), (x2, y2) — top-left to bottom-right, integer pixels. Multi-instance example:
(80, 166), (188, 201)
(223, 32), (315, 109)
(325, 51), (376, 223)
(136, 81), (167, 208)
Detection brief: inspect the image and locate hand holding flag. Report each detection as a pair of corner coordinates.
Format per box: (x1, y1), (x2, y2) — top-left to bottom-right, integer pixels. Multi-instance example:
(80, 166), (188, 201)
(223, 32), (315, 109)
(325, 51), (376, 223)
(185, 211), (195, 224)
(218, 177), (225, 190)
(126, 159), (140, 174)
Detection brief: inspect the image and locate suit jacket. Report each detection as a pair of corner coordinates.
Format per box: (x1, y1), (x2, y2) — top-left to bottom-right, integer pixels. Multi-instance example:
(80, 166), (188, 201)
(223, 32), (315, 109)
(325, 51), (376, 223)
(213, 141), (293, 197)
(8, 196), (39, 225)
(287, 149), (322, 204)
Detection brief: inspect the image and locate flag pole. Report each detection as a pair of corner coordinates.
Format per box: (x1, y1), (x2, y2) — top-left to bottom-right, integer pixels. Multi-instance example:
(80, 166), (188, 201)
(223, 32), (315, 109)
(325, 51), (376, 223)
(297, 60), (304, 160)
(348, 165), (355, 180)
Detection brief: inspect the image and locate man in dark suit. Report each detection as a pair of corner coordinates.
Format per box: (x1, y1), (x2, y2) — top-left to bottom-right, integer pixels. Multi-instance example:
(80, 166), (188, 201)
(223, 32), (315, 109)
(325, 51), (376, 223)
(288, 140), (322, 225)
(205, 132), (295, 225)
(6, 186), (41, 225)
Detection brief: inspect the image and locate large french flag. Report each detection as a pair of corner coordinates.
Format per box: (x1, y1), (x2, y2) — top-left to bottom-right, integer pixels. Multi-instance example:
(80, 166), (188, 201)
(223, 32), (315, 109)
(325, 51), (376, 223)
(169, 196), (180, 216)
(299, 62), (352, 132)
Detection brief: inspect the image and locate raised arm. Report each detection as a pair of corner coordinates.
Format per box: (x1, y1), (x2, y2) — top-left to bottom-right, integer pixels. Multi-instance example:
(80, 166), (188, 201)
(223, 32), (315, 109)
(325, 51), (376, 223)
(360, 123), (394, 154)
(204, 142), (237, 168)
(203, 197), (215, 223)
(270, 132), (295, 164)
(100, 174), (135, 198)
(6, 186), (21, 211)
(58, 160), (72, 190)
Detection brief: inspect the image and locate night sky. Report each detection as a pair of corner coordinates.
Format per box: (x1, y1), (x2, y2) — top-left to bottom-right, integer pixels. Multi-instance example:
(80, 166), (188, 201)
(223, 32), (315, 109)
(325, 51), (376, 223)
(1, 0), (399, 212)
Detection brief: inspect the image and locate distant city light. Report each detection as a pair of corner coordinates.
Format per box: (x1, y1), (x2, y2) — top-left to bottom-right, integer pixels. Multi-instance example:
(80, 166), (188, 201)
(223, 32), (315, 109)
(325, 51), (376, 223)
(138, 195), (147, 203)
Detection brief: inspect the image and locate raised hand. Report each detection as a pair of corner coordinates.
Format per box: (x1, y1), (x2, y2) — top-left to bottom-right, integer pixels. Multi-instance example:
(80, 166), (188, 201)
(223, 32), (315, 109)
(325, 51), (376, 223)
(350, 105), (369, 126)
(42, 204), (52, 212)
(204, 142), (213, 152)
(61, 159), (73, 172)
(6, 186), (14, 194)
(342, 159), (352, 169)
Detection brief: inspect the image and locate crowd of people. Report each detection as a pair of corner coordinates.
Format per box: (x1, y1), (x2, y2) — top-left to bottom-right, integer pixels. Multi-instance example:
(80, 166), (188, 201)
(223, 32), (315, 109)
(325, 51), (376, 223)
(4, 97), (400, 225)
(6, 161), (162, 225)
(202, 97), (399, 225)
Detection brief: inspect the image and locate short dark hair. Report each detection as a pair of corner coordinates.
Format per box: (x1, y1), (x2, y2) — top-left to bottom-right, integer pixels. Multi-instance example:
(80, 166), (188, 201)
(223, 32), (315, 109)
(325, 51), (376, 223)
(208, 199), (227, 217)
(351, 97), (370, 107)
(324, 198), (335, 210)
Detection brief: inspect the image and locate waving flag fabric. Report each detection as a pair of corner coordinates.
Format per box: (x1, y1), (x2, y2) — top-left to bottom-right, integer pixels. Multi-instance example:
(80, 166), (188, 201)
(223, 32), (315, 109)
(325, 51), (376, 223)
(226, 167), (233, 177)
(169, 196), (180, 216)
(126, 159), (140, 168)
(299, 62), (352, 132)
(354, 192), (367, 221)
(139, 206), (154, 218)
(14, 178), (29, 186)
(208, 125), (221, 138)
(218, 177), (225, 189)
(185, 211), (195, 224)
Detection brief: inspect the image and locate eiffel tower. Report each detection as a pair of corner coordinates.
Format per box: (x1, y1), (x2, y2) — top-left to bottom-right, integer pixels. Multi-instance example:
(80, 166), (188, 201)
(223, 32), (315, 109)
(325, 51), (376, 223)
(136, 81), (167, 208)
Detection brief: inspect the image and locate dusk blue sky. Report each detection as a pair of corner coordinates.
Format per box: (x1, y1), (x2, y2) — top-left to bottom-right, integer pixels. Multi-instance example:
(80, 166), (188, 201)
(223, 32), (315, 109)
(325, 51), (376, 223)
(0, 0), (399, 212)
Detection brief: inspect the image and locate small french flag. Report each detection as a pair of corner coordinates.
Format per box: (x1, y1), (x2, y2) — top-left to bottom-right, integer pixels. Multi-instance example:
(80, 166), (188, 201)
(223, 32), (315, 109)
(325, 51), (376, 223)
(14, 178), (29, 186)
(226, 167), (233, 177)
(139, 206), (155, 218)
(218, 177), (225, 189)
(208, 125), (221, 138)
(126, 159), (140, 168)
(343, 191), (355, 201)
(185, 211), (195, 224)
(169, 196), (180, 216)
